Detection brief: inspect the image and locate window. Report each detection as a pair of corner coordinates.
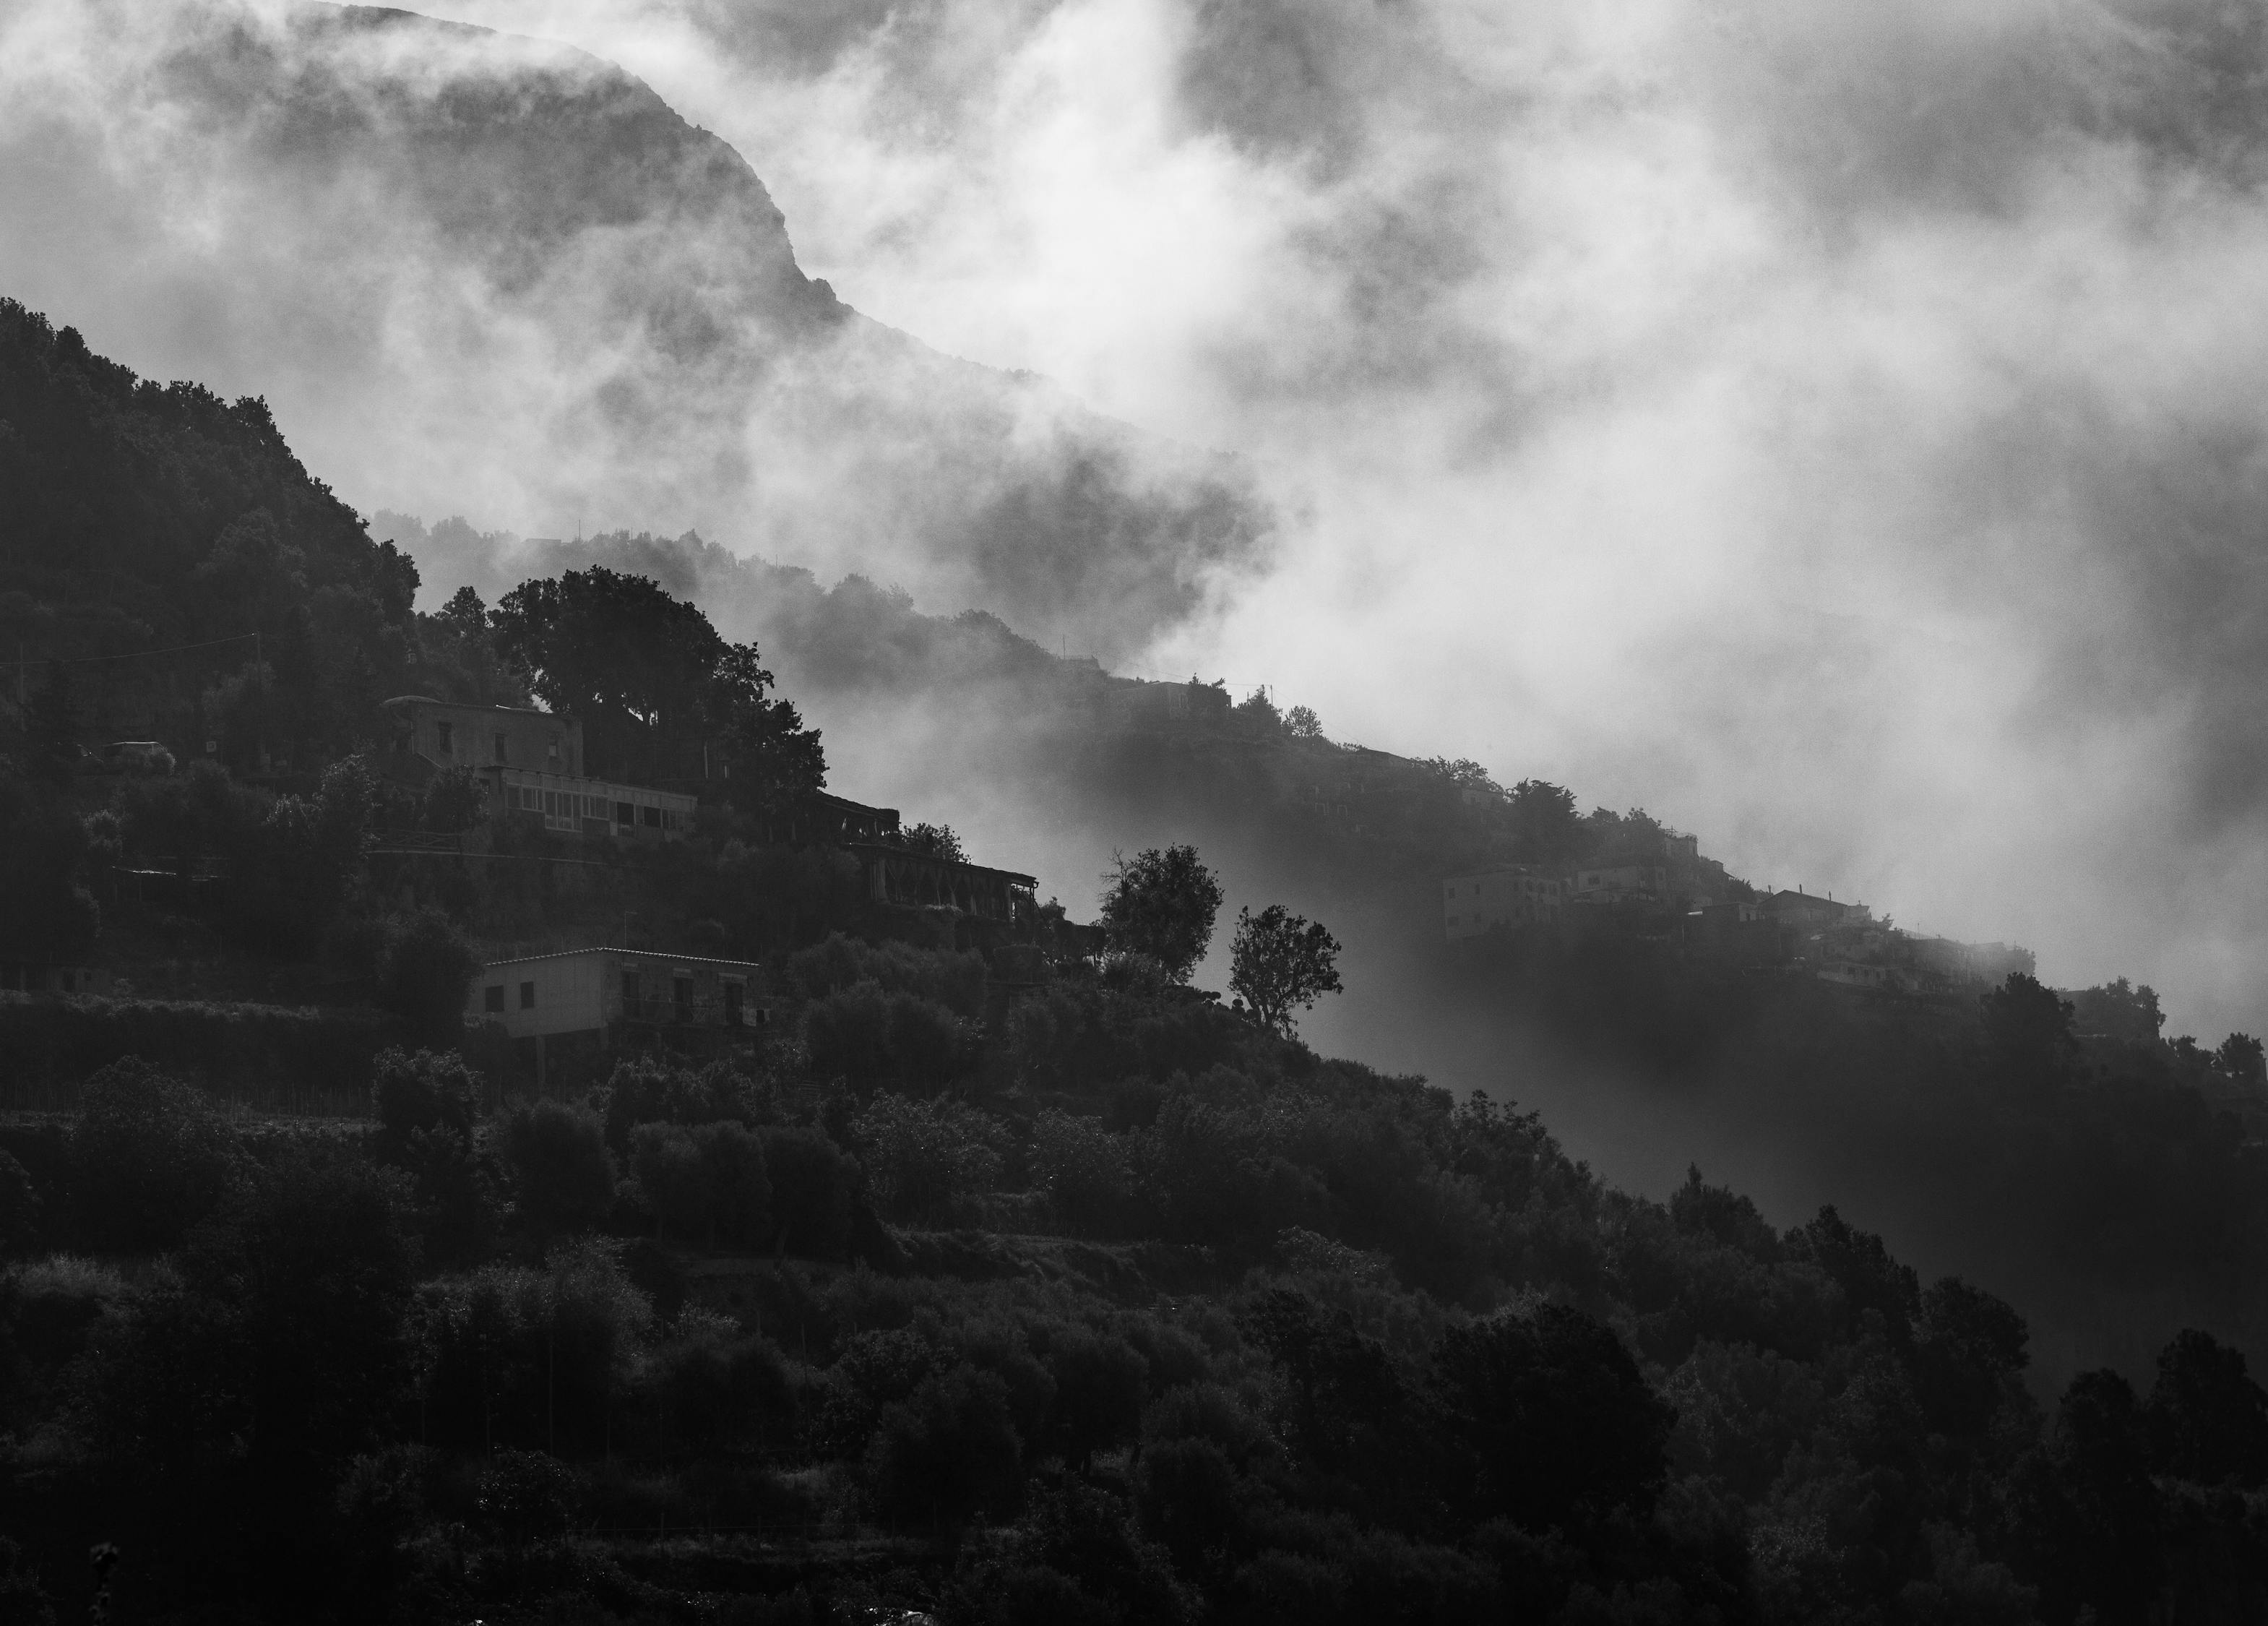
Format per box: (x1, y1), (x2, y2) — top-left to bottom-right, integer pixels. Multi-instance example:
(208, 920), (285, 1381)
(519, 981), (535, 1010)
(484, 985), (504, 1013)
(547, 739), (560, 767)
(494, 732), (508, 764)
(621, 969), (641, 1012)
(673, 975), (693, 1022)
(616, 801), (634, 827)
(436, 720), (454, 756)
(543, 791), (558, 816)
(642, 805), (661, 828)
(723, 982), (744, 1026)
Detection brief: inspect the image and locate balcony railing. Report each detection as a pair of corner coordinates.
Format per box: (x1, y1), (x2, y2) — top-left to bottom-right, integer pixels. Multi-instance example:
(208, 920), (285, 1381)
(613, 994), (766, 1029)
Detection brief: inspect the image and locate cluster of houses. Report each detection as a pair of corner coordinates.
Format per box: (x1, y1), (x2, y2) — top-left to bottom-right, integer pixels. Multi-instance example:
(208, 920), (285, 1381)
(371, 697), (1040, 1084)
(1442, 846), (2034, 998)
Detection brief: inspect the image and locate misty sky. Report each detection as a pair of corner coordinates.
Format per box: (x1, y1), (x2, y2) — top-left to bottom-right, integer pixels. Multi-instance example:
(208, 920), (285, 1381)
(5, 0), (2268, 1040)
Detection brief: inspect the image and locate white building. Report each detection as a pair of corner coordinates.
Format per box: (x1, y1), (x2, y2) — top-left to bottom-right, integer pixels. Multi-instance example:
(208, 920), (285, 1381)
(468, 946), (767, 1041)
(1442, 866), (1565, 939)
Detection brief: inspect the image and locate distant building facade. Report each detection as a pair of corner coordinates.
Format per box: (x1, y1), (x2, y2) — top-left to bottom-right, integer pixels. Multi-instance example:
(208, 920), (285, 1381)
(1442, 866), (1566, 938)
(384, 697), (583, 775)
(380, 697), (696, 842)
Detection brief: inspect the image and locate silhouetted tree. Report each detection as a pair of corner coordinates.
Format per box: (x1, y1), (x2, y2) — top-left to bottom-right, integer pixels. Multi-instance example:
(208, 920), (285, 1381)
(1099, 845), (1221, 984)
(2215, 1033), (2267, 1093)
(1429, 1303), (1675, 1531)
(1506, 779), (1582, 861)
(1229, 904), (1343, 1036)
(900, 821), (965, 862)
(2145, 1329), (2268, 1487)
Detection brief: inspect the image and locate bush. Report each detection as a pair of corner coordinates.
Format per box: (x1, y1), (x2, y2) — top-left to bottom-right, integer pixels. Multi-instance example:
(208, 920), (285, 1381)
(629, 1120), (772, 1250)
(599, 1057), (759, 1148)
(1045, 1327), (1150, 1468)
(757, 1124), (859, 1260)
(502, 1099), (617, 1237)
(806, 979), (973, 1091)
(413, 1239), (653, 1455)
(1029, 1111), (1129, 1235)
(850, 1095), (1004, 1226)
(866, 1363), (1025, 1525)
(0, 1149), (39, 1258)
(371, 1046), (480, 1145)
(69, 1057), (242, 1252)
(376, 908), (480, 1043)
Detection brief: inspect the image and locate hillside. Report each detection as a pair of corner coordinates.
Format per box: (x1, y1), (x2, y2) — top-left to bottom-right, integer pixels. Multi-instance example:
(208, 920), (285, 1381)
(7, 308), (2268, 1620)
(0, 0), (1271, 662)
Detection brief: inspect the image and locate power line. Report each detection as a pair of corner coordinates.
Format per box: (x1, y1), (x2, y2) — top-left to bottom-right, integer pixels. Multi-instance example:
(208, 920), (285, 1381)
(6, 631), (272, 669)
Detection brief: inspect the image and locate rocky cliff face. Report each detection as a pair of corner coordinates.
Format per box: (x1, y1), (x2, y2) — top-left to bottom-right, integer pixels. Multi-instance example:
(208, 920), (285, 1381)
(0, 0), (1269, 658)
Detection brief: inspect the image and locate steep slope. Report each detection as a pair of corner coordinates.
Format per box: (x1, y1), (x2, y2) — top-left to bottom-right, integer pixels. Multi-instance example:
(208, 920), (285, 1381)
(0, 0), (1269, 660)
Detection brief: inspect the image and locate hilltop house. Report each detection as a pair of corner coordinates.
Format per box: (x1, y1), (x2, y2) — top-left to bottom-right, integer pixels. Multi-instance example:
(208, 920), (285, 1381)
(380, 696), (697, 840)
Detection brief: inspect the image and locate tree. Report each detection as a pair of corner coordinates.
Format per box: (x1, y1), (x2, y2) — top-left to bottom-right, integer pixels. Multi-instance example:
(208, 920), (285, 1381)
(1228, 904), (1343, 1036)
(1428, 1303), (1675, 1530)
(1506, 779), (1582, 862)
(421, 763), (486, 832)
(709, 639), (827, 813)
(489, 567), (724, 780)
(900, 822), (965, 862)
(501, 1099), (617, 1236)
(1980, 973), (2078, 1091)
(2144, 1328), (2268, 1487)
(371, 1046), (481, 1146)
(71, 1057), (243, 1252)
(1233, 687), (1281, 734)
(376, 908), (480, 1043)
(629, 1119), (772, 1250)
(2215, 1033), (2267, 1093)
(27, 658), (79, 785)
(1284, 705), (1322, 739)
(1099, 845), (1222, 984)
(0, 776), (99, 962)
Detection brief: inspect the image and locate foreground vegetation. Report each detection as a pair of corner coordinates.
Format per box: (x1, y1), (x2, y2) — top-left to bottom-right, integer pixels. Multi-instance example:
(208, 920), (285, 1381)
(6, 942), (2268, 1624)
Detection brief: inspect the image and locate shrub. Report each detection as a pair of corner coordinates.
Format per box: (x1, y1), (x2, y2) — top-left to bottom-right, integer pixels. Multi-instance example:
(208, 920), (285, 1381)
(371, 1047), (480, 1145)
(0, 1149), (39, 1258)
(502, 1100), (617, 1237)
(806, 979), (973, 1091)
(866, 1363), (1025, 1525)
(758, 1124), (859, 1260)
(376, 908), (480, 1044)
(413, 1239), (653, 1455)
(599, 1057), (758, 1148)
(850, 1095), (1004, 1226)
(629, 1120), (772, 1250)
(1028, 1111), (1129, 1235)
(69, 1057), (242, 1252)
(1045, 1328), (1150, 1468)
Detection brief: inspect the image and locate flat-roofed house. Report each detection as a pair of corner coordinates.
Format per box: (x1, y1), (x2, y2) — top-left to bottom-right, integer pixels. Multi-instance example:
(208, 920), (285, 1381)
(1441, 866), (1565, 939)
(380, 696), (696, 841)
(466, 946), (770, 1088)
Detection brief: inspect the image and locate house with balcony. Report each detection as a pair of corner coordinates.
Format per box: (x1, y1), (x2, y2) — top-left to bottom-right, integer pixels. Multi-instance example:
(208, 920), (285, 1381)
(379, 696), (696, 842)
(466, 946), (770, 1087)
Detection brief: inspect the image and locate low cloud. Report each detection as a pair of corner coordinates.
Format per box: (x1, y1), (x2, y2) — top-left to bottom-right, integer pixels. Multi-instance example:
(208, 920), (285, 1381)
(7, 0), (2268, 1045)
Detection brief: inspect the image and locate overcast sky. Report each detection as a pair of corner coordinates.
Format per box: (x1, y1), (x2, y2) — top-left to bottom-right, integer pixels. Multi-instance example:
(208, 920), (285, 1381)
(7, 0), (2268, 1038)
(418, 0), (2268, 1042)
